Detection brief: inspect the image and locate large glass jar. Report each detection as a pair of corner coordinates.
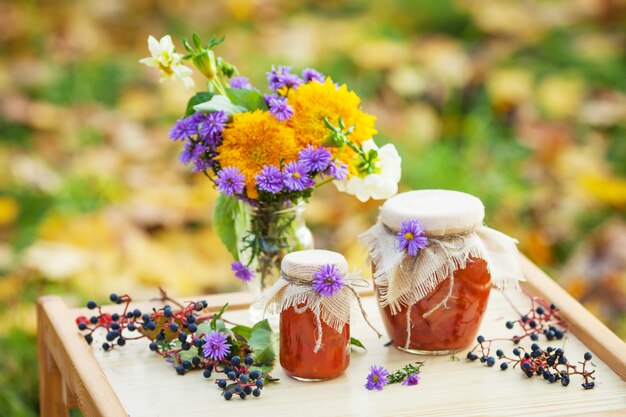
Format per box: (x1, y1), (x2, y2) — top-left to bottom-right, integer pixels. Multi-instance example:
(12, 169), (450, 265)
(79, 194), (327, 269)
(277, 250), (351, 381)
(359, 189), (522, 355)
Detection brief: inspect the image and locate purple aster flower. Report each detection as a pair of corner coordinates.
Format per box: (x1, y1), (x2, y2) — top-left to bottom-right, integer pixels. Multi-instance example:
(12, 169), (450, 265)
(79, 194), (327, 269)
(312, 264), (345, 297)
(397, 219), (428, 256)
(402, 373), (421, 386)
(266, 65), (303, 91)
(199, 111), (228, 147)
(202, 330), (231, 361)
(302, 68), (325, 83)
(265, 95), (294, 121)
(325, 161), (348, 181)
(231, 261), (255, 283)
(169, 115), (199, 141)
(298, 145), (332, 173)
(365, 365), (389, 391)
(255, 165), (284, 194)
(215, 166), (246, 196)
(229, 76), (253, 89)
(179, 140), (207, 165)
(191, 158), (211, 173)
(283, 161), (314, 192)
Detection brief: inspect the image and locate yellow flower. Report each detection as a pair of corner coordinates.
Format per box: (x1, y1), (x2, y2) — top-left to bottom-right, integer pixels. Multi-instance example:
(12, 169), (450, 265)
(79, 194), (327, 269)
(217, 110), (299, 199)
(286, 78), (377, 170)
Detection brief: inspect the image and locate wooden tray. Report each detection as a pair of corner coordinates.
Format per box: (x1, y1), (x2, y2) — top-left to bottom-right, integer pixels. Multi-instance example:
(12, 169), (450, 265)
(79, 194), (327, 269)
(37, 256), (626, 417)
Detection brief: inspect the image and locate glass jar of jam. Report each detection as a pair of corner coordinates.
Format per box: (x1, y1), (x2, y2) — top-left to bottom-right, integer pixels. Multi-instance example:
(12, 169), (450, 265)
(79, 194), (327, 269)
(278, 250), (351, 381)
(359, 189), (522, 355)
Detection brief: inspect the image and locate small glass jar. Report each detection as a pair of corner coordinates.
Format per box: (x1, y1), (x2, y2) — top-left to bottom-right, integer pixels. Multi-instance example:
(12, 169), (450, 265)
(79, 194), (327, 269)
(360, 189), (521, 355)
(278, 250), (351, 381)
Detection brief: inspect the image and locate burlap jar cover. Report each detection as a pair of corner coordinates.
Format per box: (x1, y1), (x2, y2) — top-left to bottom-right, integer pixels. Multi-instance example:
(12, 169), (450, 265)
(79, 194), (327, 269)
(256, 249), (381, 352)
(358, 189), (524, 348)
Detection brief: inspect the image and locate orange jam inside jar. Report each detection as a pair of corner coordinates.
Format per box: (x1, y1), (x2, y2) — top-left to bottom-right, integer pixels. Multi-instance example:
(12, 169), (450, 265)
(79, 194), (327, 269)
(376, 257), (491, 354)
(280, 305), (350, 381)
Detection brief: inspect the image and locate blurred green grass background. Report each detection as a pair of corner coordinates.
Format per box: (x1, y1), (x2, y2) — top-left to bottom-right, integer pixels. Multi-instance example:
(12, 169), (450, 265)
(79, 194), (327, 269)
(1, 0), (625, 415)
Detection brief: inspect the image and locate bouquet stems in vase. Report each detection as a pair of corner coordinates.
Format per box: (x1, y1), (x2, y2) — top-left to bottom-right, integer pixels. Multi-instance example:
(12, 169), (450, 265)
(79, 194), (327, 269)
(141, 33), (403, 323)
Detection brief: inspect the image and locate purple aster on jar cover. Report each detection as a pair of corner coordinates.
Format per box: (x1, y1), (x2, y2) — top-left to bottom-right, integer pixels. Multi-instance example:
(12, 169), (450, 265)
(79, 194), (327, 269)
(312, 264), (345, 297)
(267, 65), (303, 91)
(255, 165), (284, 194)
(283, 161), (314, 192)
(397, 219), (428, 256)
(215, 166), (246, 196)
(202, 330), (231, 361)
(198, 111), (228, 146)
(365, 365), (389, 391)
(402, 373), (420, 386)
(229, 76), (253, 89)
(231, 261), (254, 282)
(302, 68), (325, 83)
(298, 145), (332, 173)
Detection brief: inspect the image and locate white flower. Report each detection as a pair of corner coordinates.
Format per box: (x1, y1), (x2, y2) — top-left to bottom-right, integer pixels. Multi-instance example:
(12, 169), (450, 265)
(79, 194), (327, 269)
(139, 35), (195, 89)
(334, 139), (402, 202)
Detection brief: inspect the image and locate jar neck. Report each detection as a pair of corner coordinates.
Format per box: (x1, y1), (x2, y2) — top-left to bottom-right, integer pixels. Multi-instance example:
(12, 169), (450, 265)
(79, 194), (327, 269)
(250, 200), (306, 217)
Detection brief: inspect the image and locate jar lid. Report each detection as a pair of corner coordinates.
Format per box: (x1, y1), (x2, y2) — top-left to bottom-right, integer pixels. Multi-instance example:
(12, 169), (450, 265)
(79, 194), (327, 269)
(281, 249), (349, 280)
(380, 189), (485, 236)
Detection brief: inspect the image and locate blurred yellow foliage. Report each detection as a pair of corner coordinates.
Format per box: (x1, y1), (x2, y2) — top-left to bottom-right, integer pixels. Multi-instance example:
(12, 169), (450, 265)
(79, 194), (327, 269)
(486, 68), (534, 113)
(0, 197), (18, 225)
(581, 174), (626, 208)
(537, 75), (585, 119)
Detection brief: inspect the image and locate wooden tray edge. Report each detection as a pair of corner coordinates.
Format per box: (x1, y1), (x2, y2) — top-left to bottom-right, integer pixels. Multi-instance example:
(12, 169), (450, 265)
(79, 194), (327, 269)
(519, 255), (626, 382)
(38, 296), (127, 417)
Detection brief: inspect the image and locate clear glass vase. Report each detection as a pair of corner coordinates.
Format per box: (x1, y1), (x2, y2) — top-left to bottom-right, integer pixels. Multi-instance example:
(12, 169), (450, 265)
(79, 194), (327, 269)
(240, 201), (314, 325)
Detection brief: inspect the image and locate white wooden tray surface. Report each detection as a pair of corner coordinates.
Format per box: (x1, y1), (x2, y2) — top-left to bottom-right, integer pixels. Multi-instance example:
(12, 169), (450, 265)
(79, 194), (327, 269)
(78, 289), (626, 417)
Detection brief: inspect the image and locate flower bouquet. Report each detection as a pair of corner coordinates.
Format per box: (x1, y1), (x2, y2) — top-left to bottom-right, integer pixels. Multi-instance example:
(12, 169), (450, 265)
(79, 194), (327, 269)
(141, 34), (401, 320)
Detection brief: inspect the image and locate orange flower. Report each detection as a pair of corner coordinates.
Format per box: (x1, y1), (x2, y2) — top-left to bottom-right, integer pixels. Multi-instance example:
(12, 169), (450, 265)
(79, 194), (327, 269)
(286, 78), (377, 171)
(217, 110), (300, 199)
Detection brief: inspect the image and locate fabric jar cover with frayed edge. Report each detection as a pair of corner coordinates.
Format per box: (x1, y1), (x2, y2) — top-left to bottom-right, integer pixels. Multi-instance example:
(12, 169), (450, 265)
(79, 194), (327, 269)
(358, 189), (524, 319)
(254, 249), (381, 352)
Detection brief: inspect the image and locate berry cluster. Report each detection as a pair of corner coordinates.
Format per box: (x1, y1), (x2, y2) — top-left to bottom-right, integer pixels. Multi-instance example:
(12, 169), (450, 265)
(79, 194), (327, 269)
(214, 355), (265, 400)
(502, 296), (567, 344)
(75, 293), (152, 350)
(467, 337), (596, 389)
(76, 290), (275, 400)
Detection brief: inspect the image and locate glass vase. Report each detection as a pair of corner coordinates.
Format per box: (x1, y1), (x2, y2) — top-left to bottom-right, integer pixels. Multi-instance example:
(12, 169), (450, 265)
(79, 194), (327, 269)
(240, 201), (314, 325)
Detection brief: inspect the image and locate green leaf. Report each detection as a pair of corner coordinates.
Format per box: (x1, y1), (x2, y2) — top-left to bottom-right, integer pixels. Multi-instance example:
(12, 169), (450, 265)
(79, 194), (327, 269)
(212, 195), (240, 260)
(350, 337), (367, 351)
(248, 319), (276, 364)
(184, 92), (214, 116)
(250, 364), (274, 374)
(194, 321), (212, 335)
(231, 324), (253, 340)
(178, 346), (203, 365)
(194, 95), (246, 115)
(225, 87), (268, 112)
(264, 375), (280, 384)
